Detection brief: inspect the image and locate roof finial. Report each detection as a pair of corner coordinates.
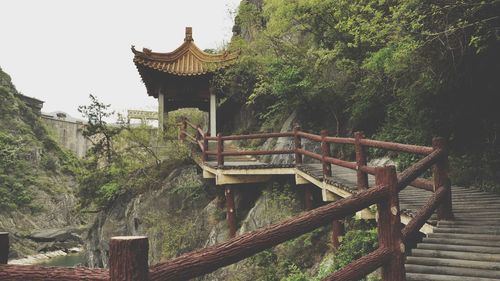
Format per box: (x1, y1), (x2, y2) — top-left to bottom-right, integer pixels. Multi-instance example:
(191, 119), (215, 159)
(185, 27), (193, 42)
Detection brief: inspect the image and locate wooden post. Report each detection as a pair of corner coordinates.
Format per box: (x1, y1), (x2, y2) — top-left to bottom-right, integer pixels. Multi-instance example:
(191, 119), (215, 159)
(203, 132), (209, 162)
(320, 130), (332, 179)
(355, 132), (369, 191)
(433, 137), (453, 220)
(375, 166), (406, 281)
(293, 125), (302, 165)
(0, 232), (8, 264)
(225, 186), (237, 238)
(109, 236), (149, 281)
(332, 220), (344, 250)
(304, 185), (313, 211)
(217, 133), (224, 167)
(179, 117), (187, 142)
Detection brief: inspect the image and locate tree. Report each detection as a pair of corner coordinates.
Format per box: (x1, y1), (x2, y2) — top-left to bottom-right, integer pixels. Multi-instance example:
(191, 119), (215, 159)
(78, 94), (122, 164)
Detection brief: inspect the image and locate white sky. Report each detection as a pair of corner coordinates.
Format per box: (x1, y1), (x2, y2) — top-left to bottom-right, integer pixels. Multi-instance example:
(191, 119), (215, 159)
(0, 0), (241, 119)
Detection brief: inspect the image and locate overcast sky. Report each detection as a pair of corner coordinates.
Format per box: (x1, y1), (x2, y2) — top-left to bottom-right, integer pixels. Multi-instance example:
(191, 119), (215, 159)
(0, 0), (240, 119)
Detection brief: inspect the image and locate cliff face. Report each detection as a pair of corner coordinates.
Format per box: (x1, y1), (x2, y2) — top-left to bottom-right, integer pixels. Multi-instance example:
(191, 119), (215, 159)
(86, 165), (218, 267)
(85, 162), (331, 280)
(0, 66), (83, 259)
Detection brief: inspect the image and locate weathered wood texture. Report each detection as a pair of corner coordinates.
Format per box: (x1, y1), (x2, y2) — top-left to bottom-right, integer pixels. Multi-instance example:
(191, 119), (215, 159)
(294, 125), (303, 164)
(0, 233), (7, 265)
(331, 220), (344, 250)
(0, 265), (108, 281)
(322, 247), (391, 281)
(376, 166), (406, 281)
(225, 186), (237, 238)
(355, 132), (369, 191)
(109, 236), (149, 281)
(149, 185), (389, 281)
(401, 186), (446, 242)
(217, 133), (224, 166)
(321, 130), (332, 178)
(433, 137), (453, 220)
(304, 185), (313, 211)
(397, 148), (445, 191)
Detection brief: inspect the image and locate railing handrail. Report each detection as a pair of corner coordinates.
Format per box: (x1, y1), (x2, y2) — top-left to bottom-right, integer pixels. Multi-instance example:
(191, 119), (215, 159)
(149, 180), (393, 281)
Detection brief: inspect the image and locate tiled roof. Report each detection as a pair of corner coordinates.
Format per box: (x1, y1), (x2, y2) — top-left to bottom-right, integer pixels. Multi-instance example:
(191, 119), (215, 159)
(132, 27), (238, 76)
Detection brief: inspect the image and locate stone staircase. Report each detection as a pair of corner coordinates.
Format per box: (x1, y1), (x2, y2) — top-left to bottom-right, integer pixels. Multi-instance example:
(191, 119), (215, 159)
(405, 186), (500, 281)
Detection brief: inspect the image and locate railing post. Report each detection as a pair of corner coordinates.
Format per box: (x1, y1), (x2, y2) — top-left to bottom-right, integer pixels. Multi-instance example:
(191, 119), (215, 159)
(225, 186), (237, 238)
(433, 137), (453, 220)
(355, 132), (369, 191)
(293, 125), (302, 165)
(179, 117), (187, 142)
(0, 232), (8, 264)
(109, 236), (150, 281)
(304, 185), (313, 211)
(320, 130), (332, 179)
(375, 166), (406, 281)
(217, 133), (224, 167)
(332, 220), (344, 250)
(203, 132), (210, 163)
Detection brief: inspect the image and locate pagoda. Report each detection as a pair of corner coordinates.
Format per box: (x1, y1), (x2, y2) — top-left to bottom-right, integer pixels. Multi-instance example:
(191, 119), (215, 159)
(132, 27), (238, 135)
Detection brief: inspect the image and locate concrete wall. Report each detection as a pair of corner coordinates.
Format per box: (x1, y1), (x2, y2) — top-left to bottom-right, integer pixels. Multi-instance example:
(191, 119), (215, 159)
(42, 117), (92, 158)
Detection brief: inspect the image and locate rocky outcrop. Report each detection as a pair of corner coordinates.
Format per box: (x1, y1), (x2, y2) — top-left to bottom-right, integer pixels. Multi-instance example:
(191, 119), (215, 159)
(86, 165), (216, 267)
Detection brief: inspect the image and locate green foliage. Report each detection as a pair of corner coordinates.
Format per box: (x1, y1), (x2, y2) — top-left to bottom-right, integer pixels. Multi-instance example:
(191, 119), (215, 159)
(0, 71), (80, 211)
(76, 96), (193, 208)
(143, 211), (197, 260)
(218, 0), (500, 191)
(78, 94), (122, 163)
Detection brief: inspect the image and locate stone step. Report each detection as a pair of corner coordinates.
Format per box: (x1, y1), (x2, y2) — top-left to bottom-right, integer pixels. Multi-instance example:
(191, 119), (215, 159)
(428, 232), (500, 242)
(423, 237), (500, 247)
(437, 222), (500, 228)
(434, 227), (500, 235)
(405, 264), (500, 279)
(411, 248), (500, 262)
(417, 243), (500, 254)
(406, 273), (500, 281)
(406, 256), (500, 270)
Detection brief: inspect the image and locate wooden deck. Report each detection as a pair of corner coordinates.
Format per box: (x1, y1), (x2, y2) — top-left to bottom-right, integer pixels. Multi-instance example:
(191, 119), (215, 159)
(197, 146), (436, 234)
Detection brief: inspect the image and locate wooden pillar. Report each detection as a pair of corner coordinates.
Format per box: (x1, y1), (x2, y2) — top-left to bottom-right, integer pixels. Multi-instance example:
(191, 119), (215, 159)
(225, 186), (237, 238)
(217, 133), (224, 167)
(0, 232), (8, 264)
(210, 92), (217, 137)
(109, 236), (149, 281)
(375, 166), (406, 281)
(304, 185), (313, 211)
(332, 220), (344, 250)
(320, 130), (332, 179)
(355, 131), (368, 191)
(158, 91), (165, 133)
(293, 125), (302, 165)
(433, 137), (453, 220)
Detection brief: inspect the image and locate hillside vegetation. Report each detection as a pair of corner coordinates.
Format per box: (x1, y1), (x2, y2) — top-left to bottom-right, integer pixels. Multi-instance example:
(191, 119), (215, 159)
(0, 67), (79, 211)
(0, 66), (83, 258)
(217, 0), (500, 191)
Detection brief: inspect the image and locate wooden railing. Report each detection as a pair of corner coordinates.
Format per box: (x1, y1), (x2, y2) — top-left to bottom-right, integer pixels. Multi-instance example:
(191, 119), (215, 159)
(0, 122), (452, 281)
(174, 119), (453, 280)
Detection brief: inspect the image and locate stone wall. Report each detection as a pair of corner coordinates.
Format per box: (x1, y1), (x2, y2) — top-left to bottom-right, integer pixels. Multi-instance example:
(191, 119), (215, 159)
(42, 115), (92, 158)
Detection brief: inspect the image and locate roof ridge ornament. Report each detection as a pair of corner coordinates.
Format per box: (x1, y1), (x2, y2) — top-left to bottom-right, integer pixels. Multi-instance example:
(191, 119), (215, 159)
(184, 27), (193, 42)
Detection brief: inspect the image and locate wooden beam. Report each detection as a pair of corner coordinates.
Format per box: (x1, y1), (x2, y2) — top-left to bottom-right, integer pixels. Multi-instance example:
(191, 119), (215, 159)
(202, 169), (216, 179)
(295, 173), (310, 185)
(216, 174), (272, 185)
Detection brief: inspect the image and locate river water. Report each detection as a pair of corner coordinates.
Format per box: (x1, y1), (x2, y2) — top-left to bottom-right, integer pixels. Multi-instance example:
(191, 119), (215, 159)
(38, 253), (86, 267)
